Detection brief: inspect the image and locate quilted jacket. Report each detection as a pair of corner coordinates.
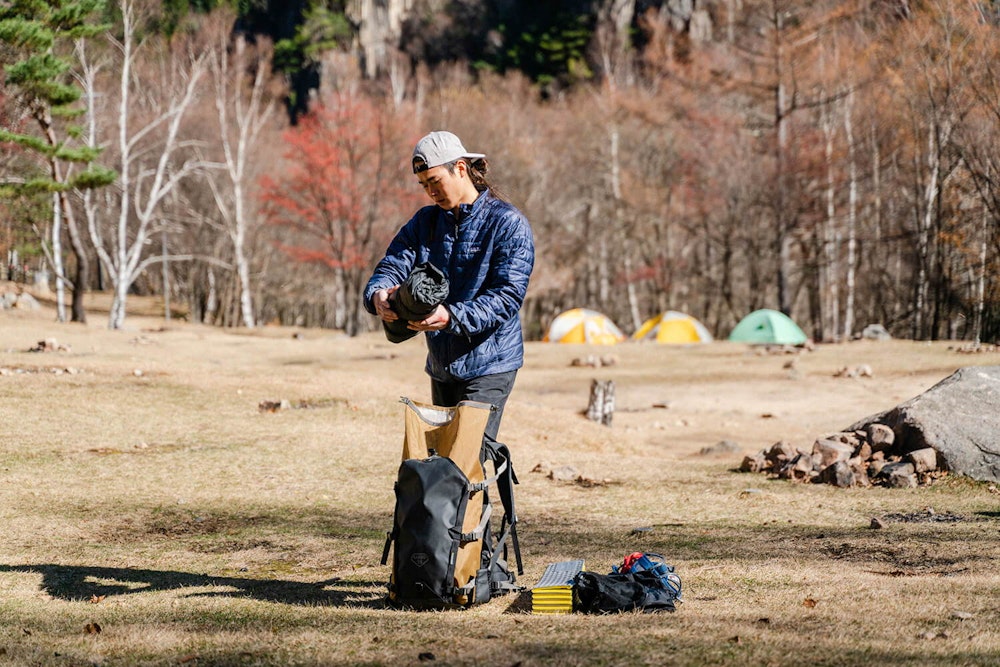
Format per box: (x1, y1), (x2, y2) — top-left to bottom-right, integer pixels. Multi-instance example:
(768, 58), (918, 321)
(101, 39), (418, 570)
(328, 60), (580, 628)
(363, 190), (535, 382)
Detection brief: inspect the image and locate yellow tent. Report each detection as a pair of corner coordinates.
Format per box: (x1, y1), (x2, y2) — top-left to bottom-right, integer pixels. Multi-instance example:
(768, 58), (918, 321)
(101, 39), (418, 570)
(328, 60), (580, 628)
(633, 310), (713, 344)
(543, 308), (626, 345)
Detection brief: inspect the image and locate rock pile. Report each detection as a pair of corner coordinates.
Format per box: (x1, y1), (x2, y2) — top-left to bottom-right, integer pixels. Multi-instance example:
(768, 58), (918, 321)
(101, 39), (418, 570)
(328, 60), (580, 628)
(740, 422), (947, 488)
(28, 338), (71, 353)
(848, 365), (1000, 483)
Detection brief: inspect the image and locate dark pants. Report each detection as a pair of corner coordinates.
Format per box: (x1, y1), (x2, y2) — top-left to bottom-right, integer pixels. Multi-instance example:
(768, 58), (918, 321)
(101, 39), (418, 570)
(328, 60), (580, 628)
(431, 370), (518, 441)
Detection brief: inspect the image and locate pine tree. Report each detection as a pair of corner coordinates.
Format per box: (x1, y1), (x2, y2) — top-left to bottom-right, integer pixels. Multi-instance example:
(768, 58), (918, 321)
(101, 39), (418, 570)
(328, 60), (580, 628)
(0, 0), (116, 323)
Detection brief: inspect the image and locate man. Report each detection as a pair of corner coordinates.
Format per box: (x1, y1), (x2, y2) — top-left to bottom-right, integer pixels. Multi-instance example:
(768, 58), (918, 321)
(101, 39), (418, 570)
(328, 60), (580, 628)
(363, 130), (534, 440)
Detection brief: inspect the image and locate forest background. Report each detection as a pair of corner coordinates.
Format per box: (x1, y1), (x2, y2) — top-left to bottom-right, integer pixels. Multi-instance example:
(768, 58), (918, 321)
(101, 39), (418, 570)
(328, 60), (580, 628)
(1, 0), (999, 344)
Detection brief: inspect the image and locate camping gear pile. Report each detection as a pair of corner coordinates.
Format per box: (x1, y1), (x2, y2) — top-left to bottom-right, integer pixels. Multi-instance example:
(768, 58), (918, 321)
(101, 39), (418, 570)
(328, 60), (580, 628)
(529, 554), (683, 615)
(572, 552), (682, 614)
(379, 400), (684, 615)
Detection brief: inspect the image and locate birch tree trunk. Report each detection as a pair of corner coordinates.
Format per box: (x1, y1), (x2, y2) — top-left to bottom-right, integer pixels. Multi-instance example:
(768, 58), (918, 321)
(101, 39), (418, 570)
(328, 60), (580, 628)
(869, 121), (883, 322)
(608, 123), (640, 331)
(206, 29), (277, 329)
(820, 96), (838, 342)
(842, 89), (858, 340)
(51, 191), (67, 323)
(38, 108), (78, 323)
(772, 5), (793, 316)
(974, 204), (988, 346)
(914, 122), (945, 340)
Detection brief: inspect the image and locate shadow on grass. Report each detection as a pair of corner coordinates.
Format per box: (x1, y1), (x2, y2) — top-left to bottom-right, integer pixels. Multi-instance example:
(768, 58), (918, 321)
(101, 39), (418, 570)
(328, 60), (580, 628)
(0, 563), (388, 608)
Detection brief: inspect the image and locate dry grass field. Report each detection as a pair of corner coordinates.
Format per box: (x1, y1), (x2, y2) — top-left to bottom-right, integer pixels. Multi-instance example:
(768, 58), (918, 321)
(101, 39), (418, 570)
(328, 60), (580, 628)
(1, 289), (999, 666)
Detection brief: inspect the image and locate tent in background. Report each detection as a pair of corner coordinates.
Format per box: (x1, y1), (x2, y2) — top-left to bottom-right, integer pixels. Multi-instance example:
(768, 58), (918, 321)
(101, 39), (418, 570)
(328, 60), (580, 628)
(728, 308), (808, 345)
(633, 311), (713, 344)
(543, 308), (626, 345)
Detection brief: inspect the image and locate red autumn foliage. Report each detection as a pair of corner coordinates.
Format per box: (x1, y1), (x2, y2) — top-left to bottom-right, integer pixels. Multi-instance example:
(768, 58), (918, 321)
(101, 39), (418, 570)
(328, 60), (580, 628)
(258, 92), (421, 274)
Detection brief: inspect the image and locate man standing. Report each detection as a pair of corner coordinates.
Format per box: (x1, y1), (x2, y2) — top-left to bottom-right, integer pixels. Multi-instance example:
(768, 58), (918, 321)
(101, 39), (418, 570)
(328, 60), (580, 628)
(363, 131), (534, 440)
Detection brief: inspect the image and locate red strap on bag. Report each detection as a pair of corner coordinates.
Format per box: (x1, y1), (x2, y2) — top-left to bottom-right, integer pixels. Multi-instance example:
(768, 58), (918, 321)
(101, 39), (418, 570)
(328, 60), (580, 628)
(620, 552), (645, 573)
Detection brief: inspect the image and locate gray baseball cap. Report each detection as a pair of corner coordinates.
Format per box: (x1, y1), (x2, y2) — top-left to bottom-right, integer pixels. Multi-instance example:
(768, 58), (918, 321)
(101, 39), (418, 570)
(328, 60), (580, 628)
(412, 131), (485, 173)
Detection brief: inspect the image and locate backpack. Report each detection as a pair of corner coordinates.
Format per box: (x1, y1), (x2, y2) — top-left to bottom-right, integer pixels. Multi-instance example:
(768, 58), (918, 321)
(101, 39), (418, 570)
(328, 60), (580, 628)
(573, 552), (682, 614)
(381, 398), (523, 609)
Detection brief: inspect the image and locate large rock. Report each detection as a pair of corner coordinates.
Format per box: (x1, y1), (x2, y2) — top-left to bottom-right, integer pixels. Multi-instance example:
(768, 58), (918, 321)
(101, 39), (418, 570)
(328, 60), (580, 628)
(847, 366), (1000, 483)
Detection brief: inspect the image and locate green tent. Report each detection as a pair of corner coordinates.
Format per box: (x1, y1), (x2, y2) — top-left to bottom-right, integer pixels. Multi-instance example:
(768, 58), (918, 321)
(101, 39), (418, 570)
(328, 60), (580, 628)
(728, 309), (808, 345)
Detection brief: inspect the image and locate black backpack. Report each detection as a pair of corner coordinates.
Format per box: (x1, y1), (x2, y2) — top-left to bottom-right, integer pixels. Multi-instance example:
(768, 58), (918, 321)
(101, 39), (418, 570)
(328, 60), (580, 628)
(381, 398), (523, 609)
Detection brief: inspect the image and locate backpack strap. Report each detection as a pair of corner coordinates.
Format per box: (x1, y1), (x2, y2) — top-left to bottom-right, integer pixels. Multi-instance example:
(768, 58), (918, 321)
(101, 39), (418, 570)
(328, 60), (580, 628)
(469, 457), (507, 493)
(460, 503), (493, 543)
(483, 436), (523, 576)
(488, 512), (523, 576)
(380, 529), (394, 566)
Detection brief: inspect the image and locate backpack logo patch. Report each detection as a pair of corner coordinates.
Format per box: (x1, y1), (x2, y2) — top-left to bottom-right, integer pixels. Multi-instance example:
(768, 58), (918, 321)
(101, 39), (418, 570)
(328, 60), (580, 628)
(410, 553), (429, 568)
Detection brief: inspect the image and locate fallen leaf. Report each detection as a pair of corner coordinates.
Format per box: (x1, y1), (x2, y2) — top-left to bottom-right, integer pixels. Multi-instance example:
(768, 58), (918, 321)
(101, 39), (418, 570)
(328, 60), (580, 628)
(803, 598), (818, 608)
(89, 594), (105, 604)
(84, 622), (101, 634)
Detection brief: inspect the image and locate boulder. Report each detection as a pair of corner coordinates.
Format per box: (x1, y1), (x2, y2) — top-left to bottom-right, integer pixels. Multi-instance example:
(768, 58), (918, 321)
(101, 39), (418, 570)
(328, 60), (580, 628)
(861, 323), (892, 341)
(848, 366), (1000, 483)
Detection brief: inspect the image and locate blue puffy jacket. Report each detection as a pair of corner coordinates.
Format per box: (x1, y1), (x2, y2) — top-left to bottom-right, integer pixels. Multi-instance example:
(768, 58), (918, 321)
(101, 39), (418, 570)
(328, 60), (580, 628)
(363, 190), (535, 382)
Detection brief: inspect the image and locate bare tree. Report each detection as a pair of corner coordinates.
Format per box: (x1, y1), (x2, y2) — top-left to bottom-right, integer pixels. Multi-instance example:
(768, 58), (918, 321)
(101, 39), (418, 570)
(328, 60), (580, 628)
(730, 0), (853, 316)
(202, 12), (281, 328)
(84, 0), (208, 329)
(884, 1), (976, 339)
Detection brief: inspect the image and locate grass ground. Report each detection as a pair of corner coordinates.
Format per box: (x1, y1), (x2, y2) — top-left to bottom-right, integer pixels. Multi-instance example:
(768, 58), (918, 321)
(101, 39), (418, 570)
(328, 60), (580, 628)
(1, 288), (998, 666)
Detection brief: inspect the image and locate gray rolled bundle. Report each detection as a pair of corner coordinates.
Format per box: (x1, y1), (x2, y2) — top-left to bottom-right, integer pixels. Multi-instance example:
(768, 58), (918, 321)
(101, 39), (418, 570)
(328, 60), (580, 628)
(383, 262), (450, 343)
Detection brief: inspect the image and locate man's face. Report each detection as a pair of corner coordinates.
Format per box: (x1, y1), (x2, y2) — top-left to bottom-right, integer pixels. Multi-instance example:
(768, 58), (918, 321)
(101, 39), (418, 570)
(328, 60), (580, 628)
(416, 163), (465, 211)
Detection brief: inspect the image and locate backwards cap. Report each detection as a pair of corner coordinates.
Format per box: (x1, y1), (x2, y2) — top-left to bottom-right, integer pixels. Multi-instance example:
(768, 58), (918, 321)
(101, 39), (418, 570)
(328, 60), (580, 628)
(412, 131), (485, 173)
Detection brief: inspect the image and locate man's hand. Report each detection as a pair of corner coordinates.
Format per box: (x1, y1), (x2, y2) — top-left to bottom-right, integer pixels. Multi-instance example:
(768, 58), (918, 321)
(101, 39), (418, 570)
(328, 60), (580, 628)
(373, 286), (400, 321)
(408, 304), (450, 332)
